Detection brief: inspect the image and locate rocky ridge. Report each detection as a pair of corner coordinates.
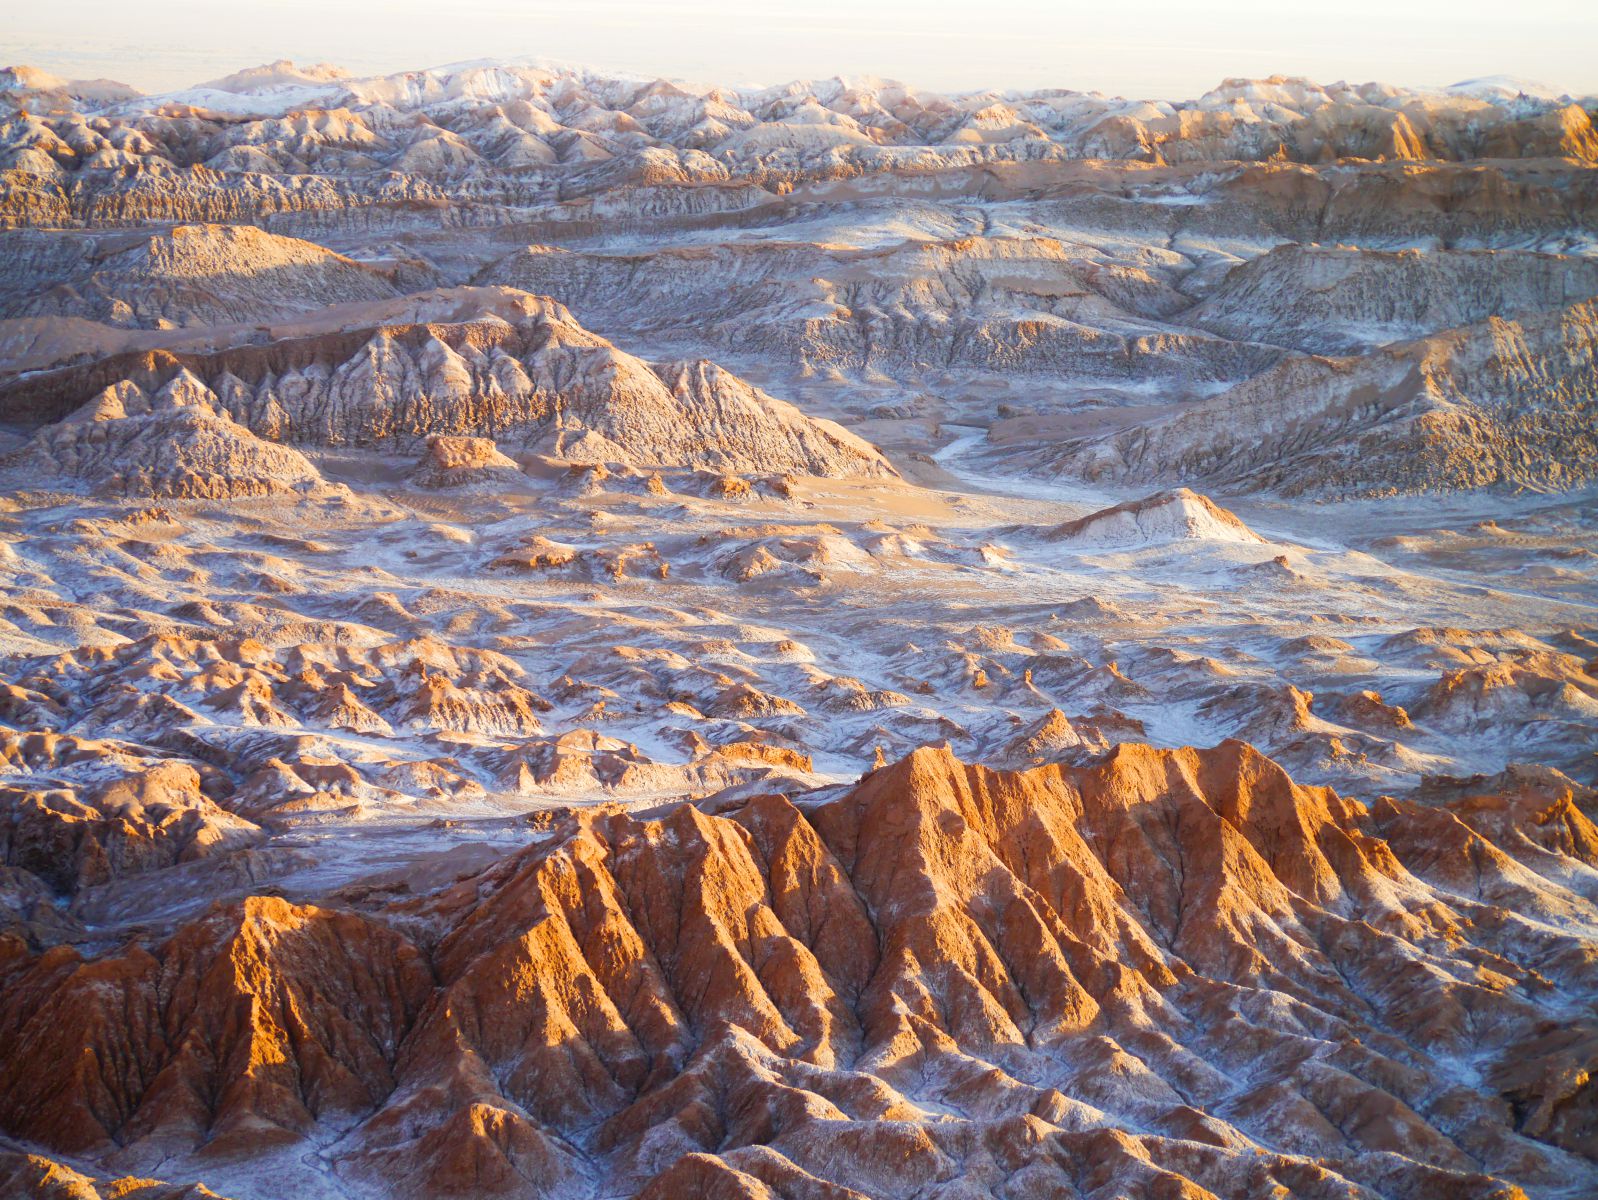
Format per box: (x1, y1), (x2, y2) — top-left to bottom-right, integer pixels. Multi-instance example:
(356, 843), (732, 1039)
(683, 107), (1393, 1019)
(1041, 298), (1598, 498)
(0, 287), (895, 483)
(1, 743), (1595, 1198)
(0, 223), (421, 329)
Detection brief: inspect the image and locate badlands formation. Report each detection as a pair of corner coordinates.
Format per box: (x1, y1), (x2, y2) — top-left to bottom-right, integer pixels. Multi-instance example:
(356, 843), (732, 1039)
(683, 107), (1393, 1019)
(0, 58), (1596, 1200)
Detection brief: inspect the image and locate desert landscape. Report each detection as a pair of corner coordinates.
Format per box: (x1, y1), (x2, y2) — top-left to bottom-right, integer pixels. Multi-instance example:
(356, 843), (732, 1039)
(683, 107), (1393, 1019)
(0, 54), (1596, 1200)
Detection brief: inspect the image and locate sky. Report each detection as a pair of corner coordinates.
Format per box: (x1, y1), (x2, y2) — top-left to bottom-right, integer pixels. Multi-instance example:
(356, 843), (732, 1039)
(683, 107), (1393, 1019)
(6, 0), (1597, 100)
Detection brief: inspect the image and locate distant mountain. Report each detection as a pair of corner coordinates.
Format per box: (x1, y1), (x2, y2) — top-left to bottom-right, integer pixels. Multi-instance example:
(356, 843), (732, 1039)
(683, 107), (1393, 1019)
(4, 59), (1593, 168)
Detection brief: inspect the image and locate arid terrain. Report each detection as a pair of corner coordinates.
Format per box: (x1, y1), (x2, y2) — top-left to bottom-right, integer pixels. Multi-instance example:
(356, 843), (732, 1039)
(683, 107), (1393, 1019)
(1, 58), (1596, 1200)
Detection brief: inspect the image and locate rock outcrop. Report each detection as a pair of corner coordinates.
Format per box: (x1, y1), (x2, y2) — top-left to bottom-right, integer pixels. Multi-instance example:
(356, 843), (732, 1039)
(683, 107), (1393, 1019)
(1, 741), (259, 900)
(1186, 243), (1598, 354)
(0, 288), (895, 480)
(1047, 297), (1598, 497)
(480, 235), (1272, 388)
(410, 435), (524, 489)
(1044, 488), (1266, 547)
(0, 224), (412, 329)
(12, 370), (329, 498)
(1, 742), (1594, 1197)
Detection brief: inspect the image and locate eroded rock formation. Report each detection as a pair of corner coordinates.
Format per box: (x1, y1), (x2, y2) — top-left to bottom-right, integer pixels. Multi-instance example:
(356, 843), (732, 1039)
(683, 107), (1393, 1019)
(1, 743), (1594, 1197)
(0, 287), (895, 481)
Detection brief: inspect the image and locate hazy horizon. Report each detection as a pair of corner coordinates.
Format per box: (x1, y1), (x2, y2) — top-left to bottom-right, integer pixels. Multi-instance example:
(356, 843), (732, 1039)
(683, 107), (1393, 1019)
(9, 0), (1598, 100)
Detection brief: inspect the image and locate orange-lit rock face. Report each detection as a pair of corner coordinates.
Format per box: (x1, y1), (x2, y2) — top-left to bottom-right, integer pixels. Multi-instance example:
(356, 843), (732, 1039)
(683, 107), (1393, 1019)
(0, 895), (432, 1161)
(5, 760), (220, 881)
(3, 743), (1594, 1198)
